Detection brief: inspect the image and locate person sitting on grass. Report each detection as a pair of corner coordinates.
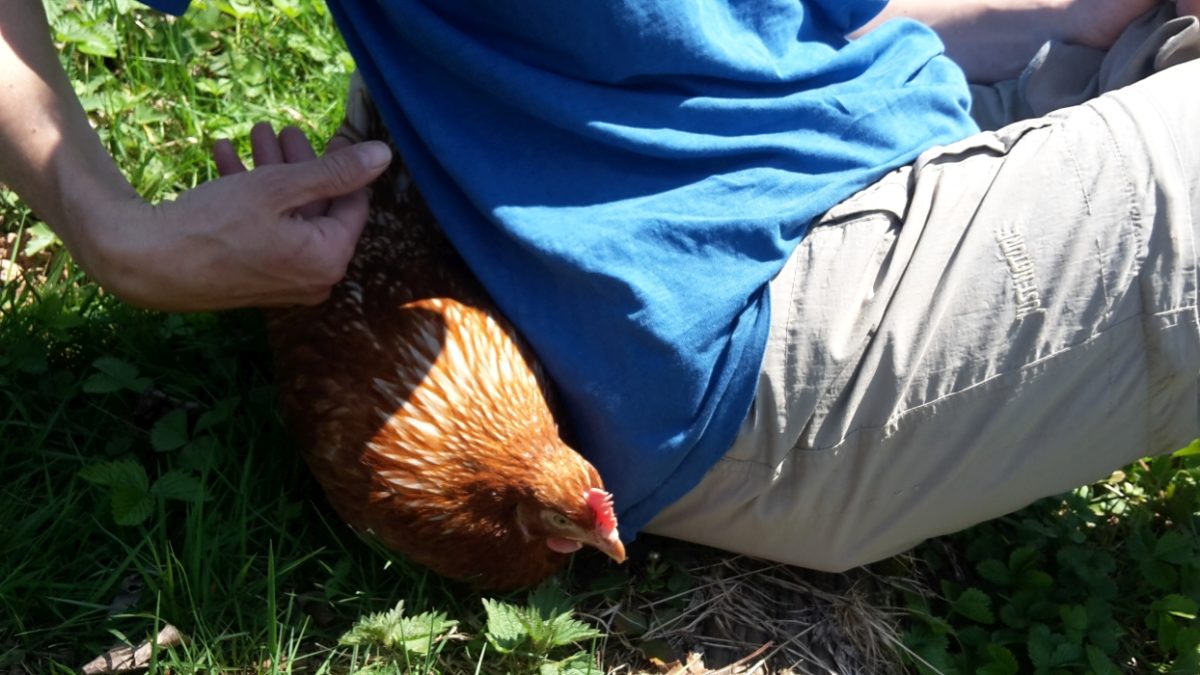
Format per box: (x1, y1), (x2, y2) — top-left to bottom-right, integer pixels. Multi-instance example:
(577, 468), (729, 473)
(2, 0), (1199, 571)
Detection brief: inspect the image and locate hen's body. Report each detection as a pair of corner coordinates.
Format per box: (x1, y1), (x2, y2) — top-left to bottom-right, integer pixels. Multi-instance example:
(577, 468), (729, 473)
(267, 83), (621, 590)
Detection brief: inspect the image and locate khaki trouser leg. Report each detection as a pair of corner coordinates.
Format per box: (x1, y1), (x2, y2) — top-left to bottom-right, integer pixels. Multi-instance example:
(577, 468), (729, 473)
(645, 57), (1200, 572)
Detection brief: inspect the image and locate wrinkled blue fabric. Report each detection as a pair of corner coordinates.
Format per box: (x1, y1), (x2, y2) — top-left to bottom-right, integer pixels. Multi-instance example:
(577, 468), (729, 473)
(142, 0), (979, 538)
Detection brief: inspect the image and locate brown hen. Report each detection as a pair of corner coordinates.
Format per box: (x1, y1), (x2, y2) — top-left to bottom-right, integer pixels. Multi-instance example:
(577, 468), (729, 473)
(266, 80), (625, 590)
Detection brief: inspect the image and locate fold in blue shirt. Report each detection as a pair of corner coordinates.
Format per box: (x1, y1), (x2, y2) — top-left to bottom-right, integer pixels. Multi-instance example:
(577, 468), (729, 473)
(144, 0), (979, 538)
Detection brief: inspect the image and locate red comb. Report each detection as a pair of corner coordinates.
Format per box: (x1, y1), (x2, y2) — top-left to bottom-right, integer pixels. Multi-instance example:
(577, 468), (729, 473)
(585, 488), (617, 536)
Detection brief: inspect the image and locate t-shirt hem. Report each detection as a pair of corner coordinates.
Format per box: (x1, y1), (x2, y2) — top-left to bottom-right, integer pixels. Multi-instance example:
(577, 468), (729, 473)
(618, 295), (772, 540)
(139, 0), (190, 16)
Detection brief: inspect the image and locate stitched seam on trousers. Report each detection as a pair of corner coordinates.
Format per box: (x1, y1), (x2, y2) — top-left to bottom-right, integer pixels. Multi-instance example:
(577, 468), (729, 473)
(1147, 96), (1196, 258)
(1092, 101), (1142, 421)
(795, 311), (1158, 453)
(1135, 74), (1200, 450)
(781, 225), (804, 432)
(1133, 65), (1198, 294)
(797, 213), (901, 446)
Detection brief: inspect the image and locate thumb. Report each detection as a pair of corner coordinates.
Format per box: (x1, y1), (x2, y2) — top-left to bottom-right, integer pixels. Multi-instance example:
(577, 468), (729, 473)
(267, 141), (392, 210)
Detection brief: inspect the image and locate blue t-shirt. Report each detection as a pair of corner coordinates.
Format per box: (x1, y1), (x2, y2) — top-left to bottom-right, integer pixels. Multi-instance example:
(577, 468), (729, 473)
(144, 0), (979, 538)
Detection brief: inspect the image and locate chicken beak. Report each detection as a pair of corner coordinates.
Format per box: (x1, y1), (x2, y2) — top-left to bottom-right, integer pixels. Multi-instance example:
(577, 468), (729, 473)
(591, 528), (627, 564)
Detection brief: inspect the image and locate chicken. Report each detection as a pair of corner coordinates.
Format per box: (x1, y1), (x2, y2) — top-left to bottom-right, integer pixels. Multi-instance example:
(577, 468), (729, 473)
(265, 80), (625, 590)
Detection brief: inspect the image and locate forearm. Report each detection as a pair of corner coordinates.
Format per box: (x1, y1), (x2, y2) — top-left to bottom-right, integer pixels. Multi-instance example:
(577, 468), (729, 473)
(856, 0), (1169, 83)
(0, 2), (141, 273)
(854, 0), (1073, 82)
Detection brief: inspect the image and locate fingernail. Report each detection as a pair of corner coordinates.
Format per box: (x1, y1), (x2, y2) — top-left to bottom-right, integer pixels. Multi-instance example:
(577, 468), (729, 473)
(357, 142), (392, 169)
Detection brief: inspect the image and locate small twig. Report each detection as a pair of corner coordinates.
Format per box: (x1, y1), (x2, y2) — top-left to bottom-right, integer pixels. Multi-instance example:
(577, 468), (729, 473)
(79, 624), (185, 675)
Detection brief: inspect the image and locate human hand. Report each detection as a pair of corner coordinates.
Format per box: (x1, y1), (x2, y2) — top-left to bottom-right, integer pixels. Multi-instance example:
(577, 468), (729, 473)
(85, 123), (390, 312)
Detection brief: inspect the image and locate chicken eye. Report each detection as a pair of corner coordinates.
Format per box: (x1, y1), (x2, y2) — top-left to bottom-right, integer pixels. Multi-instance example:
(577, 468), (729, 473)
(543, 512), (573, 529)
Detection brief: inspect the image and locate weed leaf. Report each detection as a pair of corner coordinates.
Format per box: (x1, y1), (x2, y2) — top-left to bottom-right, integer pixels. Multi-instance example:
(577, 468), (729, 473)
(151, 471), (206, 502)
(216, 0), (257, 19)
(93, 356), (138, 381)
(178, 436), (219, 471)
(111, 486), (154, 526)
(541, 652), (602, 675)
(21, 224), (58, 257)
(55, 16), (118, 58)
(527, 581), (572, 617)
(976, 559), (1012, 586)
(1027, 624), (1083, 670)
(1172, 438), (1200, 457)
(151, 409), (190, 452)
(1154, 532), (1194, 565)
(1157, 594), (1198, 620)
(903, 624), (953, 675)
(392, 610), (456, 654)
(482, 598), (527, 654)
(1085, 645), (1121, 675)
(84, 357), (150, 394)
(340, 601), (407, 647)
(1009, 545), (1038, 572)
(537, 614), (601, 650)
(82, 372), (125, 394)
(524, 584), (601, 650)
(271, 0), (303, 18)
(1027, 624), (1053, 669)
(1015, 568), (1054, 590)
(1059, 605), (1087, 643)
(977, 644), (1018, 675)
(339, 600), (457, 656)
(905, 593), (956, 636)
(950, 588), (994, 625)
(1142, 559), (1181, 591)
(79, 459), (149, 491)
(195, 396), (240, 434)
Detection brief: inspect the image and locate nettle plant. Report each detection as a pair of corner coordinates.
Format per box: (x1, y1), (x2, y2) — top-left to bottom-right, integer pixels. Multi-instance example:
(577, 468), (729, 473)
(903, 444), (1200, 675)
(340, 583), (603, 675)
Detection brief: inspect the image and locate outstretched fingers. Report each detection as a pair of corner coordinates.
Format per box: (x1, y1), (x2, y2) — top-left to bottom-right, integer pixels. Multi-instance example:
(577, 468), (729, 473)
(250, 121), (284, 167)
(278, 126), (328, 219)
(269, 140), (390, 212)
(197, 122), (390, 308)
(212, 138), (247, 176)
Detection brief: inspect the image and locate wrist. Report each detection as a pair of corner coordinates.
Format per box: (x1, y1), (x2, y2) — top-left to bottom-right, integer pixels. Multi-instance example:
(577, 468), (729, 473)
(62, 186), (153, 301)
(1058, 0), (1160, 49)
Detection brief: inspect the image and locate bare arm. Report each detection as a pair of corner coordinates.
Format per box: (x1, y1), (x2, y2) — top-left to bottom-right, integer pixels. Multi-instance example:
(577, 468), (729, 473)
(0, 2), (391, 311)
(853, 0), (1166, 83)
(0, 1), (140, 264)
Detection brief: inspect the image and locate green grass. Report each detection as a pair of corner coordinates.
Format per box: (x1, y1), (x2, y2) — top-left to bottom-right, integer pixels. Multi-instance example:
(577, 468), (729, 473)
(900, 448), (1200, 674)
(4, 2), (1200, 673)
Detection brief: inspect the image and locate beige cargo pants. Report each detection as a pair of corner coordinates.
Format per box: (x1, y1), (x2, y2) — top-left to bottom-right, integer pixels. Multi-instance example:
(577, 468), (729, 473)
(645, 9), (1200, 571)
